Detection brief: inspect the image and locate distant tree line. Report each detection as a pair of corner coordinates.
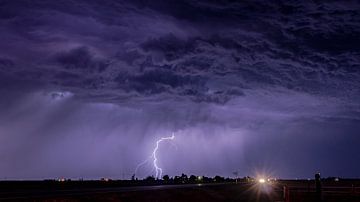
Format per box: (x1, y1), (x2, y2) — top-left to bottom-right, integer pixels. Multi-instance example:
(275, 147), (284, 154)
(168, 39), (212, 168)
(129, 173), (253, 185)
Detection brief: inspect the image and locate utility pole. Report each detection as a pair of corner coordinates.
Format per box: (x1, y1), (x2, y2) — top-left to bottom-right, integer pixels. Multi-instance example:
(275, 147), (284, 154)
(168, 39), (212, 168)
(233, 171), (239, 184)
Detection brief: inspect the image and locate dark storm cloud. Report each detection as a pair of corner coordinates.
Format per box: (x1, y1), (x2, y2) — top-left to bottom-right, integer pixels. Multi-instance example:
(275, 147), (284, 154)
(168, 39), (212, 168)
(1, 0), (359, 103)
(55, 47), (110, 72)
(0, 57), (14, 68)
(0, 0), (360, 178)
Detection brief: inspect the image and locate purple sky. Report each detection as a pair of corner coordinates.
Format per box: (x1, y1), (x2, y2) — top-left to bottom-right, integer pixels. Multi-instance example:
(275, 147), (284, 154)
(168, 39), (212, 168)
(0, 0), (360, 180)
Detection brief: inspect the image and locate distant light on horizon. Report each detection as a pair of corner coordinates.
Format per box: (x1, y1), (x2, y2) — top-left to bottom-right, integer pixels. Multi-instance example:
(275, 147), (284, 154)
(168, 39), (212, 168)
(258, 178), (266, 184)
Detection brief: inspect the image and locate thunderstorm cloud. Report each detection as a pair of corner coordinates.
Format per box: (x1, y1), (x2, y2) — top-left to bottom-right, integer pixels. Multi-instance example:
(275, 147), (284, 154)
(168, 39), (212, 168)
(0, 0), (359, 179)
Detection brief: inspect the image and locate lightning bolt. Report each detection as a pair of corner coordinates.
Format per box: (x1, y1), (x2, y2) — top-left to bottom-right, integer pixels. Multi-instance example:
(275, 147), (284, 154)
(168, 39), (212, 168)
(135, 133), (175, 179)
(152, 133), (175, 179)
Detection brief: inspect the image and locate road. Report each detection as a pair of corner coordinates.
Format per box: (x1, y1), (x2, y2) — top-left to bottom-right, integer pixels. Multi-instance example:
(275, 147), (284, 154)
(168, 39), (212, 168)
(0, 183), (225, 201)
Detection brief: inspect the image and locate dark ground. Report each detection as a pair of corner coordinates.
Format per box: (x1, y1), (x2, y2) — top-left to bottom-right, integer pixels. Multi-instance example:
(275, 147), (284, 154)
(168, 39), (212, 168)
(0, 180), (359, 201)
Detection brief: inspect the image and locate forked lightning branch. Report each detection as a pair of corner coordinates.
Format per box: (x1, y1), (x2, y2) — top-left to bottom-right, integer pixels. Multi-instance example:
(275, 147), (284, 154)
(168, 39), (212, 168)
(135, 133), (175, 179)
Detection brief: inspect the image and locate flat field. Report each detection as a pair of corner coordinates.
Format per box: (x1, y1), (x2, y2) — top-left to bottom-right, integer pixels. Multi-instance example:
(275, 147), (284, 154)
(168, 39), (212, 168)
(0, 180), (359, 201)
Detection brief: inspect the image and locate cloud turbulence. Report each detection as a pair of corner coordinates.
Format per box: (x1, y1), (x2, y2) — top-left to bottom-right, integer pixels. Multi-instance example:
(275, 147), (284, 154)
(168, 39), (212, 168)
(0, 0), (359, 179)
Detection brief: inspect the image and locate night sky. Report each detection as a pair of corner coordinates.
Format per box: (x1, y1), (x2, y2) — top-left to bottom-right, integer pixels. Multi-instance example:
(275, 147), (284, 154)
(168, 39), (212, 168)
(0, 0), (360, 180)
